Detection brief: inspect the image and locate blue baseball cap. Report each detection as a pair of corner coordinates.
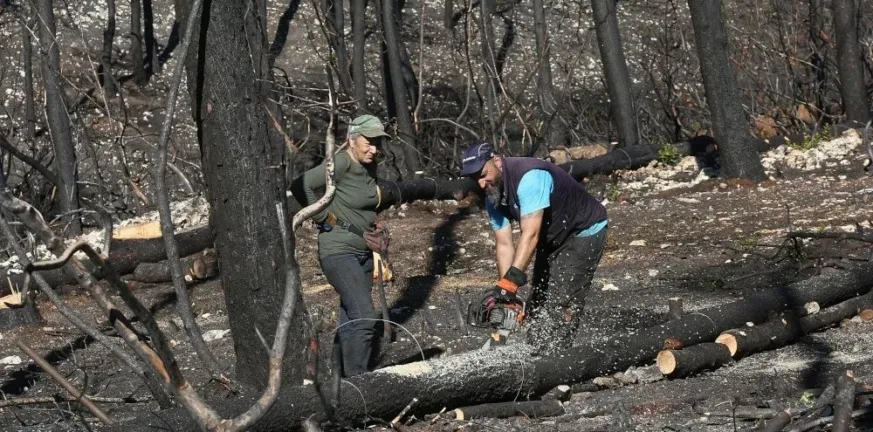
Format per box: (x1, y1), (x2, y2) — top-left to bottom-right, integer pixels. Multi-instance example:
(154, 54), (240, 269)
(460, 142), (494, 176)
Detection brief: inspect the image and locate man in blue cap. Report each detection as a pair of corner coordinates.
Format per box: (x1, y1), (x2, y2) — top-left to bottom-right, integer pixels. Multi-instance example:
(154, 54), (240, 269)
(460, 142), (608, 352)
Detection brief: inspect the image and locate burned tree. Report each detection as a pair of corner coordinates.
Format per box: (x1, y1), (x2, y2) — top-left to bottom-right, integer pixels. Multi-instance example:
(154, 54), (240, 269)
(35, 0), (81, 235)
(323, 0), (354, 95)
(129, 0), (148, 85)
(532, 0), (558, 154)
(19, 6), (37, 140)
(142, 0), (159, 75)
(379, 0), (421, 177)
(687, 0), (765, 181)
(591, 0), (639, 148)
(831, 0), (871, 126)
(351, 0), (368, 109)
(178, 0), (305, 390)
(99, 0), (119, 95)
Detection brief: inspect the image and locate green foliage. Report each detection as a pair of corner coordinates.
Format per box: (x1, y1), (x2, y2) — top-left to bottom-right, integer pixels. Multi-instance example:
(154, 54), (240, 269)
(658, 143), (682, 165)
(787, 125), (831, 151)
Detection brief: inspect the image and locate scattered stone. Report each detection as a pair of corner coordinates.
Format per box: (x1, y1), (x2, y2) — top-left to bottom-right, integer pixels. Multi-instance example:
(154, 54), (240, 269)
(629, 240), (646, 247)
(0, 355), (22, 365)
(601, 283), (619, 291)
(202, 329), (231, 342)
(592, 376), (621, 389)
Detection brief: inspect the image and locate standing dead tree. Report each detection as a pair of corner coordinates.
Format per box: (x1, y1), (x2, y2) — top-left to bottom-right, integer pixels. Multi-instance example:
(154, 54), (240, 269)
(686, 0), (766, 181)
(531, 0), (557, 155)
(35, 0), (81, 235)
(832, 0), (872, 126)
(591, 0), (639, 148)
(99, 0), (119, 95)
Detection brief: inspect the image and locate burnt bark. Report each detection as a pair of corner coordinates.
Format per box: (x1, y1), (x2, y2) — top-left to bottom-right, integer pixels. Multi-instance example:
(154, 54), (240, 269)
(453, 399), (564, 420)
(129, 0), (149, 86)
(350, 0), (368, 109)
(591, 0), (639, 148)
(183, 0), (304, 391)
(324, 0), (354, 95)
(142, 0), (159, 74)
(532, 0), (557, 154)
(114, 264), (873, 430)
(831, 0), (871, 126)
(479, 2), (500, 142)
(687, 0), (765, 181)
(21, 9), (37, 140)
(380, 0), (421, 176)
(131, 250), (218, 283)
(808, 0), (828, 112)
(35, 0), (81, 235)
(99, 0), (119, 95)
(832, 370), (856, 432)
(0, 296), (41, 331)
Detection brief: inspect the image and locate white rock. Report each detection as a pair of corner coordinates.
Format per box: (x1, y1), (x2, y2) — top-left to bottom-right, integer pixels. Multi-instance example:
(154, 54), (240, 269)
(676, 197), (699, 204)
(648, 269), (659, 277)
(0, 355), (22, 365)
(602, 283), (619, 291)
(202, 329), (231, 342)
(629, 240), (646, 247)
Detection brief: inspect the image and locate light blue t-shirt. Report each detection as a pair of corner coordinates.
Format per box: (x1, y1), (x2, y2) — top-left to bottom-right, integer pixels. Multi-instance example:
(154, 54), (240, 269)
(486, 169), (606, 237)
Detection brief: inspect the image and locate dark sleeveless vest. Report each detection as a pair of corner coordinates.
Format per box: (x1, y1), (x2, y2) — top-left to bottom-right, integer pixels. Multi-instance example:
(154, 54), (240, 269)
(498, 157), (607, 250)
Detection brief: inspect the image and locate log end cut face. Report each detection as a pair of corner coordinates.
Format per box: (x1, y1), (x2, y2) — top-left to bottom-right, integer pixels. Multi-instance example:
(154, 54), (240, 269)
(715, 333), (738, 356)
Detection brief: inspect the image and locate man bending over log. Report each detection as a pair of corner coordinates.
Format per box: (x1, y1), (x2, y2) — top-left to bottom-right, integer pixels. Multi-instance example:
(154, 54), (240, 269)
(460, 142), (608, 353)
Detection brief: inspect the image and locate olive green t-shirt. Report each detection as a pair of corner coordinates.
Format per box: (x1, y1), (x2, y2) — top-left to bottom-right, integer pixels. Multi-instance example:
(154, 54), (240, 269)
(302, 151), (379, 259)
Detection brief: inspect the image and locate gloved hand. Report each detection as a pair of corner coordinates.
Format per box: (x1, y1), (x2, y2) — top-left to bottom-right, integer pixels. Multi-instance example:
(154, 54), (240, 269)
(479, 266), (527, 311)
(364, 222), (390, 253)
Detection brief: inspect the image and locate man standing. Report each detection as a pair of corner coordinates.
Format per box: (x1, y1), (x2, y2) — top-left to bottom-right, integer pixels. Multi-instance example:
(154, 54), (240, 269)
(460, 142), (608, 352)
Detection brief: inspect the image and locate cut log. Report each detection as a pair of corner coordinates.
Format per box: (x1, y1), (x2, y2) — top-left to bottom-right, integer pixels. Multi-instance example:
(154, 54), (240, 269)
(0, 225), (215, 296)
(110, 264), (873, 431)
(832, 370), (855, 432)
(667, 297), (683, 320)
(716, 292), (873, 358)
(453, 399), (564, 420)
(656, 343), (733, 378)
(130, 250), (217, 284)
(0, 294), (41, 331)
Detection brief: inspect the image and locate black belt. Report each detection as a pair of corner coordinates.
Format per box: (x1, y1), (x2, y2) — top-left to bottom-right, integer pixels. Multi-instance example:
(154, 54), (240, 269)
(319, 213), (365, 237)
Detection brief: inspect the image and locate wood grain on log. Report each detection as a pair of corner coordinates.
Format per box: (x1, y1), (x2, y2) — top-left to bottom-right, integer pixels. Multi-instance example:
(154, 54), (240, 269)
(656, 343), (733, 378)
(756, 409), (792, 432)
(111, 264), (873, 431)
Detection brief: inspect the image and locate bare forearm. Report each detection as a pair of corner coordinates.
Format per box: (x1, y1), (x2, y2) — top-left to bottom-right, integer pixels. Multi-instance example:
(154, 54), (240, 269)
(511, 231), (538, 272)
(496, 243), (514, 278)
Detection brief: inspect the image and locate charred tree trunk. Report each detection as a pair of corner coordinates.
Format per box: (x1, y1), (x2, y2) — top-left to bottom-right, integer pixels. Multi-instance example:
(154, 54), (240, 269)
(453, 399), (564, 420)
(35, 0), (81, 236)
(182, 0), (304, 391)
(158, 20), (180, 67)
(687, 0), (765, 181)
(381, 0), (421, 176)
(99, 0), (119, 95)
(116, 264), (873, 430)
(831, 0), (871, 126)
(142, 0), (159, 75)
(131, 250), (218, 283)
(0, 294), (41, 331)
(129, 0), (148, 86)
(591, 0), (639, 148)
(443, 0), (453, 29)
(808, 0), (828, 113)
(21, 9), (37, 140)
(350, 0), (368, 109)
(532, 0), (558, 155)
(479, 2), (500, 142)
(324, 0), (354, 95)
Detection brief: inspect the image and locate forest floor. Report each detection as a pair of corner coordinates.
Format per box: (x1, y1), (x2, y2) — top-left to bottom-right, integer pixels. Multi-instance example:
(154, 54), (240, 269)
(2, 135), (873, 431)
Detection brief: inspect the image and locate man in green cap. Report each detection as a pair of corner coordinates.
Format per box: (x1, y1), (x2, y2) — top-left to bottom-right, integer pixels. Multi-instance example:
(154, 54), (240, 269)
(298, 114), (392, 376)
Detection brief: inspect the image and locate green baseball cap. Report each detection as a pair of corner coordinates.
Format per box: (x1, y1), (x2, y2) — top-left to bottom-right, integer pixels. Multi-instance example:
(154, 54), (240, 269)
(348, 114), (391, 139)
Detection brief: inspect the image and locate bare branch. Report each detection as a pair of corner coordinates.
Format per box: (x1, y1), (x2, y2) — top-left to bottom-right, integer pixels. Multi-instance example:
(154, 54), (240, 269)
(150, 0), (225, 380)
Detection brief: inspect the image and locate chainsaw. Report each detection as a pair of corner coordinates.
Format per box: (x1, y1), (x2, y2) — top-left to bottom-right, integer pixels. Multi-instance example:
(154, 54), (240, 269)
(467, 297), (527, 349)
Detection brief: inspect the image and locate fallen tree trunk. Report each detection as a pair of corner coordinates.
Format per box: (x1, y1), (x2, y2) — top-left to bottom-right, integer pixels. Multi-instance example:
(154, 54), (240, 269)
(0, 226), (215, 296)
(129, 250), (218, 284)
(716, 292), (873, 358)
(109, 264), (873, 431)
(656, 343), (733, 378)
(452, 399), (564, 420)
(833, 370), (856, 432)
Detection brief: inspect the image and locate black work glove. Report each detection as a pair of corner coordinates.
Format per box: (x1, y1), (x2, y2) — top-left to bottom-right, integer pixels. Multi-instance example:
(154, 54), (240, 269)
(480, 266), (527, 311)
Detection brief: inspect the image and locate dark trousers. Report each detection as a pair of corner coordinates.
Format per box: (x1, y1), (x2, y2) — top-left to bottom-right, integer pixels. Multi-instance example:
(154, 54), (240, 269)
(321, 252), (378, 377)
(526, 226), (608, 352)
